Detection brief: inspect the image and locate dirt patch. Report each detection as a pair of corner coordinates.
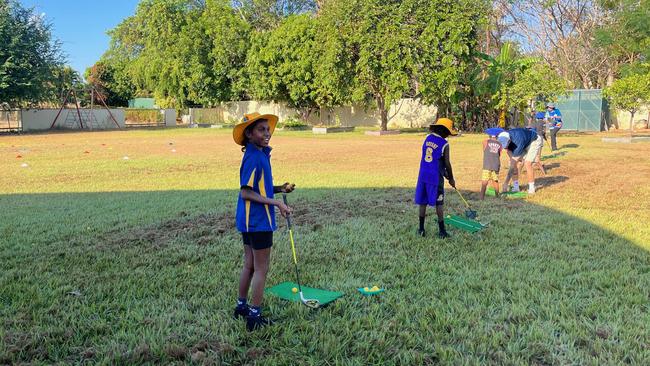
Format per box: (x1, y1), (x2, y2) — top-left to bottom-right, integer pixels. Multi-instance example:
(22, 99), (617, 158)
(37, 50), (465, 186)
(164, 344), (188, 360)
(286, 190), (411, 228)
(191, 340), (236, 355)
(595, 328), (610, 340)
(101, 211), (235, 250)
(2, 331), (49, 363)
(245, 347), (270, 360)
(122, 342), (156, 363)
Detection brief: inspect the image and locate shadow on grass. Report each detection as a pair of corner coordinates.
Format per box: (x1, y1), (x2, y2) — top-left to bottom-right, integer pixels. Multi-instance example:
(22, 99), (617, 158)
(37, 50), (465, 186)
(541, 162), (561, 172)
(537, 175), (569, 189)
(560, 143), (580, 149)
(1, 188), (648, 365)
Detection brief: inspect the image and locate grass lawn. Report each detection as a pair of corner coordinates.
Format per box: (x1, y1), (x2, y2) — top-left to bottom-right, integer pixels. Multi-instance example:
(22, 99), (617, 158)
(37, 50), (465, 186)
(1, 128), (649, 365)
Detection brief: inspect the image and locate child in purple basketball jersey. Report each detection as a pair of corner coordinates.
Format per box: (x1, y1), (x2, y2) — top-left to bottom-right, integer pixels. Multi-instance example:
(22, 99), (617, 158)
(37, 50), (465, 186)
(415, 118), (457, 239)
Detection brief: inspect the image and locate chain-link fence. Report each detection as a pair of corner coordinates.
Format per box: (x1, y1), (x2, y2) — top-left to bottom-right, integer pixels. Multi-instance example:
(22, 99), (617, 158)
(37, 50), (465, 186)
(555, 89), (610, 131)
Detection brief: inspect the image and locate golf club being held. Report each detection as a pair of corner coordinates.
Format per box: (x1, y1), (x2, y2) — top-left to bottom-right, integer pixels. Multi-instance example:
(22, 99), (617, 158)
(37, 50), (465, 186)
(453, 187), (478, 219)
(282, 194), (320, 309)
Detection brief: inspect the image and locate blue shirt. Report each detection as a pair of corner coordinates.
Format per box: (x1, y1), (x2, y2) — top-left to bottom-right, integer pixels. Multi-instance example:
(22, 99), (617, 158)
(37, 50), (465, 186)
(507, 128), (538, 157)
(545, 109), (562, 129)
(417, 133), (448, 184)
(236, 143), (276, 232)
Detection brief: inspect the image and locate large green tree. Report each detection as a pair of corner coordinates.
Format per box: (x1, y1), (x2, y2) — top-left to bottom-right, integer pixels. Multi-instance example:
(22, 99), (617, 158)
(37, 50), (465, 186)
(247, 14), (338, 120)
(196, 0), (251, 104)
(597, 0), (650, 77)
(0, 0), (65, 107)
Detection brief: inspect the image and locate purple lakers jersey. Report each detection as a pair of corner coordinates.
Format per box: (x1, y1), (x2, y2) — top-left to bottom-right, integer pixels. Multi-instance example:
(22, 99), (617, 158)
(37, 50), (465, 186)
(417, 133), (448, 184)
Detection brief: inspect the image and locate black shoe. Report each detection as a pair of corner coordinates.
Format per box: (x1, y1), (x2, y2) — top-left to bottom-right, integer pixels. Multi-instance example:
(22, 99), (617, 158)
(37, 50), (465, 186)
(233, 306), (249, 319)
(438, 230), (450, 239)
(246, 315), (274, 331)
(417, 228), (426, 237)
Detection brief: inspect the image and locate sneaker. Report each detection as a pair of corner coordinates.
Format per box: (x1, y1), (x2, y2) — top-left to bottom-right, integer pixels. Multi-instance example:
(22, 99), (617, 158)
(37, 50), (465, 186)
(417, 228), (426, 237)
(527, 188), (536, 195)
(233, 306), (249, 320)
(511, 186), (520, 193)
(438, 230), (450, 239)
(246, 315), (274, 331)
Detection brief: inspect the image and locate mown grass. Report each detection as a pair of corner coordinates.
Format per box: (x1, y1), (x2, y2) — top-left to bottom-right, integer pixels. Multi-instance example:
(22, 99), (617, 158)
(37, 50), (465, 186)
(1, 128), (649, 365)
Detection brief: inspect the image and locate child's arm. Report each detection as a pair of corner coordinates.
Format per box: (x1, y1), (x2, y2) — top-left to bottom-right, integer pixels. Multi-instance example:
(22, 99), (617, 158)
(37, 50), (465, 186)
(273, 182), (295, 194)
(241, 188), (292, 217)
(442, 144), (455, 188)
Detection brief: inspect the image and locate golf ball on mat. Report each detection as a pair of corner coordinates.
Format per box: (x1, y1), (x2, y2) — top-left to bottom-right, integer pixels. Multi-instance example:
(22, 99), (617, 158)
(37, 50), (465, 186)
(292, 287), (298, 293)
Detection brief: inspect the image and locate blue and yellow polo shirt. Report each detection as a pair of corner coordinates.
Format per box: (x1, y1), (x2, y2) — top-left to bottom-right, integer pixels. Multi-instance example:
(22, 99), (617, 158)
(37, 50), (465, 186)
(236, 143), (276, 232)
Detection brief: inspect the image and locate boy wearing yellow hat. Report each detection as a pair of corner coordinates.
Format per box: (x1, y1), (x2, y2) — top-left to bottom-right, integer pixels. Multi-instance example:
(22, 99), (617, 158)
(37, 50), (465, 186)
(232, 113), (295, 331)
(415, 118), (457, 238)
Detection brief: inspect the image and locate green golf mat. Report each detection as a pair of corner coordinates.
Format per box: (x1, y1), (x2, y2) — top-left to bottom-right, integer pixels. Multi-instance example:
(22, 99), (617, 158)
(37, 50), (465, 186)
(541, 151), (567, 161)
(486, 187), (527, 198)
(444, 214), (486, 233)
(266, 282), (343, 306)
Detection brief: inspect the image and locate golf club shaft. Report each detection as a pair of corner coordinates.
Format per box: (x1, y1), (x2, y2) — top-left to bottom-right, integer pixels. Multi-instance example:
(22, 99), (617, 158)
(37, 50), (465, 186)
(455, 187), (471, 209)
(283, 194), (303, 293)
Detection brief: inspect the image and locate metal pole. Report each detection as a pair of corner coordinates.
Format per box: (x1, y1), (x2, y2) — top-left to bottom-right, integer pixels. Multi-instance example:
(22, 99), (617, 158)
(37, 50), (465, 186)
(577, 90), (582, 132)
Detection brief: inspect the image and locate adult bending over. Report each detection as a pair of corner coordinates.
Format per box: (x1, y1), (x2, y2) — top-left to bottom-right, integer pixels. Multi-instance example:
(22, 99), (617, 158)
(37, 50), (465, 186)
(498, 128), (544, 195)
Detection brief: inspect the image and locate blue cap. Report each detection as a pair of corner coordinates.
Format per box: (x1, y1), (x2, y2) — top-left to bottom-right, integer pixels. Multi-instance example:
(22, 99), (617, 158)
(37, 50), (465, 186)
(485, 127), (505, 136)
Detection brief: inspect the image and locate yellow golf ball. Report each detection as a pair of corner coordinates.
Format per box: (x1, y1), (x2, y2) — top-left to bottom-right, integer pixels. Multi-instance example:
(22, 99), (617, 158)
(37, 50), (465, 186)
(371, 286), (380, 291)
(363, 287), (370, 291)
(292, 287), (298, 293)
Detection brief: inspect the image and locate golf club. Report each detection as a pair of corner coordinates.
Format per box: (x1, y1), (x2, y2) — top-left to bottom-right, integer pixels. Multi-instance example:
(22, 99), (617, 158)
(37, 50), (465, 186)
(282, 194), (320, 309)
(453, 187), (478, 219)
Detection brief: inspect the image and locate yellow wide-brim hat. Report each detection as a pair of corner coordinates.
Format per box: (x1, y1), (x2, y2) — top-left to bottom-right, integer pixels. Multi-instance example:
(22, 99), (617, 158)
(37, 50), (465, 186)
(433, 117), (458, 136)
(232, 112), (278, 146)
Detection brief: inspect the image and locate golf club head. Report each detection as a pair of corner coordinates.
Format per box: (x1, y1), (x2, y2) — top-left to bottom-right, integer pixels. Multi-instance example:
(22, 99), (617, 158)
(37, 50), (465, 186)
(465, 210), (478, 219)
(300, 293), (320, 309)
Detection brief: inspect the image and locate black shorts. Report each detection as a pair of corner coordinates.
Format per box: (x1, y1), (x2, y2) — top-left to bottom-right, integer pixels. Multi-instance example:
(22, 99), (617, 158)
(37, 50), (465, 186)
(242, 231), (273, 250)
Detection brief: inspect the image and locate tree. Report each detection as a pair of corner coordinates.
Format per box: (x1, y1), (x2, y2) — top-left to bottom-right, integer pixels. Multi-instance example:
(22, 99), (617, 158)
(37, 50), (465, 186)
(50, 66), (85, 103)
(495, 0), (615, 89)
(596, 0), (650, 77)
(604, 71), (650, 132)
(231, 0), (316, 31)
(196, 0), (252, 104)
(476, 43), (567, 127)
(0, 0), (65, 107)
(85, 61), (135, 107)
(415, 0), (488, 128)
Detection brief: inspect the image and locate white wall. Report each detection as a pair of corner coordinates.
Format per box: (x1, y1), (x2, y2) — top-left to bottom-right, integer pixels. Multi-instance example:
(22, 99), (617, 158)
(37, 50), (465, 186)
(21, 108), (125, 131)
(163, 109), (176, 126)
(190, 98), (438, 128)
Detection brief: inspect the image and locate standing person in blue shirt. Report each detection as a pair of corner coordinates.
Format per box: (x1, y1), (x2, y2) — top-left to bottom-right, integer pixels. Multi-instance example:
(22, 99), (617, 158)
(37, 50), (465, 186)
(232, 112), (295, 331)
(545, 103), (562, 151)
(497, 127), (543, 195)
(415, 118), (457, 239)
